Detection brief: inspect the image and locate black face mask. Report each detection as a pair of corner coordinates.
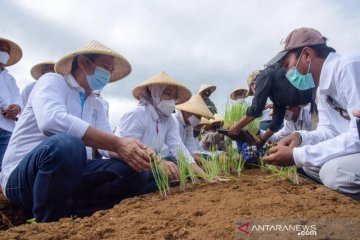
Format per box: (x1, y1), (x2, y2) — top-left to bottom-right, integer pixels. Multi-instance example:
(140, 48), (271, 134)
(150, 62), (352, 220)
(204, 90), (211, 98)
(193, 129), (201, 138)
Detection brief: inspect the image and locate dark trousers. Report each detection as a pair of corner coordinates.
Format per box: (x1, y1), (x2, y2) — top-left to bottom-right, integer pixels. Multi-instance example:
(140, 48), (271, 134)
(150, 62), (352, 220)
(0, 128), (12, 172)
(5, 134), (149, 222)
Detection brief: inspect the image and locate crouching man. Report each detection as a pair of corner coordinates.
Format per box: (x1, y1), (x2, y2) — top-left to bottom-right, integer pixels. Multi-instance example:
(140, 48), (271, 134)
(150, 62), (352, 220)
(0, 41), (151, 222)
(264, 28), (360, 200)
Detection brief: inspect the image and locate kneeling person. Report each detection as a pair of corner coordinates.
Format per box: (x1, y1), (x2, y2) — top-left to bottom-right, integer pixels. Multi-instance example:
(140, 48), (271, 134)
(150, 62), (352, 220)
(1, 41), (151, 222)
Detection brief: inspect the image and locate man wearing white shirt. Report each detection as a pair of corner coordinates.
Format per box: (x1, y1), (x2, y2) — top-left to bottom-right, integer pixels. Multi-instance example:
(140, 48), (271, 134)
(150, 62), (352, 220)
(0, 37), (23, 171)
(1, 41), (151, 222)
(264, 28), (360, 199)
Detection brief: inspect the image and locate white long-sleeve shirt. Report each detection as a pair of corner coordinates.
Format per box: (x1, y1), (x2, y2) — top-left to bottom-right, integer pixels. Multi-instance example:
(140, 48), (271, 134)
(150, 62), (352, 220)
(0, 69), (23, 132)
(115, 104), (195, 164)
(1, 73), (111, 194)
(293, 53), (360, 167)
(21, 81), (36, 107)
(172, 110), (199, 154)
(264, 106), (312, 143)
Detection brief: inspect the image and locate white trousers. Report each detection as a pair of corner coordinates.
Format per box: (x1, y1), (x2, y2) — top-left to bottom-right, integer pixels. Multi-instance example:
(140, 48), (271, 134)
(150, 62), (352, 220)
(303, 153), (360, 200)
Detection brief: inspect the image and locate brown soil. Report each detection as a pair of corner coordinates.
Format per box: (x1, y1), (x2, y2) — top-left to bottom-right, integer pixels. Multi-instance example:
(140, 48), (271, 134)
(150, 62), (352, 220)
(0, 169), (359, 240)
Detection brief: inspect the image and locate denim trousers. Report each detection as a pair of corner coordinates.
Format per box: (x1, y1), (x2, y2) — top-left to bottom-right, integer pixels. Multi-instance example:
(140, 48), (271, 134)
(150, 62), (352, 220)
(5, 133), (150, 222)
(0, 128), (12, 172)
(138, 156), (179, 195)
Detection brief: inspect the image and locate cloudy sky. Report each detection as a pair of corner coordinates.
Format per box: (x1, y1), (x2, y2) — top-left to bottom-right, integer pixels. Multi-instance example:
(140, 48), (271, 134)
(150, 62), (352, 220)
(1, 0), (360, 128)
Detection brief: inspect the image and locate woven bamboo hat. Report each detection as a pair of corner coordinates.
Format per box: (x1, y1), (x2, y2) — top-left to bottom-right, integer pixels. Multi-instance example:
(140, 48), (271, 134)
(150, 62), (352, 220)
(210, 114), (224, 124)
(247, 70), (261, 96)
(198, 84), (216, 95)
(132, 71), (192, 104)
(30, 61), (55, 80)
(176, 94), (215, 119)
(230, 87), (248, 100)
(0, 37), (22, 67)
(55, 40), (131, 82)
(199, 117), (211, 125)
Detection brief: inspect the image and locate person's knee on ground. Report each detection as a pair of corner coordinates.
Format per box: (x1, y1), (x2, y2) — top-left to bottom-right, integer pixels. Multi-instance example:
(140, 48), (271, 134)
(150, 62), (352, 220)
(319, 159), (360, 195)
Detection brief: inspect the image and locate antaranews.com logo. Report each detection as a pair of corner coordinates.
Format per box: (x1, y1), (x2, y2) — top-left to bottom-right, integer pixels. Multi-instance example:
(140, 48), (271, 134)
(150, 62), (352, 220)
(236, 221), (316, 238)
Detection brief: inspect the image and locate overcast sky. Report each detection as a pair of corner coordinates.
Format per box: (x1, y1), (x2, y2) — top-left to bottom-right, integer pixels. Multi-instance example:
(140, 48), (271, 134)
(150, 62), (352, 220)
(1, 0), (360, 128)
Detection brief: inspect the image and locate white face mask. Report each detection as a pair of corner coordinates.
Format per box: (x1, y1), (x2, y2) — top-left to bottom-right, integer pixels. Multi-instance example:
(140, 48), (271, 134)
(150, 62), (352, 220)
(284, 109), (294, 121)
(157, 99), (176, 116)
(0, 51), (10, 64)
(188, 115), (201, 127)
(236, 99), (246, 104)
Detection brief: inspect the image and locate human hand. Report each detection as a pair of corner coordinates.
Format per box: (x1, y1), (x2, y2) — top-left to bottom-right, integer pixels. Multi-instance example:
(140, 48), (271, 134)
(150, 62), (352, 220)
(4, 104), (21, 119)
(192, 154), (204, 165)
(115, 138), (151, 172)
(263, 146), (295, 166)
(277, 132), (301, 148)
(229, 125), (240, 136)
(353, 110), (360, 118)
(164, 161), (180, 181)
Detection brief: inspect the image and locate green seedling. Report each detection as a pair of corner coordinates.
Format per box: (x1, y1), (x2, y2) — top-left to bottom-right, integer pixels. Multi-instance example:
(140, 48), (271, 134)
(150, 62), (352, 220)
(27, 218), (37, 224)
(148, 149), (170, 198)
(177, 149), (199, 190)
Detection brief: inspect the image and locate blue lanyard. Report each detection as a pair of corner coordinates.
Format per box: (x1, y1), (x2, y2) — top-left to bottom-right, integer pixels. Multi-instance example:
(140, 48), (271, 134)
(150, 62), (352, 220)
(79, 91), (85, 118)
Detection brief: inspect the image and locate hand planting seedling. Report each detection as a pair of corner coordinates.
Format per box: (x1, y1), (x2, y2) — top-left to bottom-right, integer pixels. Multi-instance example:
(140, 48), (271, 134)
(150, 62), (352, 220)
(147, 148), (170, 198)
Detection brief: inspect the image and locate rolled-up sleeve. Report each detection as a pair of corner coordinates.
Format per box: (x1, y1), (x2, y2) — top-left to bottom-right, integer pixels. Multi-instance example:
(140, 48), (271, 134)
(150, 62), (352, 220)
(246, 70), (272, 118)
(268, 103), (286, 132)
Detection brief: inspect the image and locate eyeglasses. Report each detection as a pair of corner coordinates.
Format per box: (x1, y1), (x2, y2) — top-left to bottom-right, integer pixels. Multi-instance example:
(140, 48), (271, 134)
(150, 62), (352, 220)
(326, 95), (350, 120)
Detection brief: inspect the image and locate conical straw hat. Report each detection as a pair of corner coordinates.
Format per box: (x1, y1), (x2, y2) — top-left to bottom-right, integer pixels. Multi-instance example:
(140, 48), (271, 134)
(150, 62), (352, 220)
(55, 40), (131, 82)
(229, 87), (248, 100)
(0, 37), (22, 67)
(199, 117), (211, 125)
(176, 94), (215, 119)
(198, 84), (216, 95)
(210, 114), (224, 124)
(132, 71), (192, 104)
(30, 61), (55, 80)
(247, 70), (261, 96)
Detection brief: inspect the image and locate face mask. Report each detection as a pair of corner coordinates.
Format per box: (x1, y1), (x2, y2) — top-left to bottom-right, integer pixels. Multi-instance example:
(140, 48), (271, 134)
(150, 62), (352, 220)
(157, 99), (176, 116)
(284, 109), (294, 121)
(236, 99), (246, 104)
(285, 51), (315, 90)
(188, 115), (201, 127)
(81, 59), (111, 90)
(0, 51), (10, 64)
(204, 90), (211, 98)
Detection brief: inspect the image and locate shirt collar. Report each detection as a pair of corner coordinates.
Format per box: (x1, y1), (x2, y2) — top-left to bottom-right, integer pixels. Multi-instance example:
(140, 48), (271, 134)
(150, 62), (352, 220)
(319, 52), (339, 92)
(65, 74), (97, 97)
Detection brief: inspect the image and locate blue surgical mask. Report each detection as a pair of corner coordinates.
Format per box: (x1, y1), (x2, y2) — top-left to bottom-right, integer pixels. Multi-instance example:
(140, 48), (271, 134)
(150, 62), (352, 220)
(285, 51), (315, 90)
(81, 59), (111, 90)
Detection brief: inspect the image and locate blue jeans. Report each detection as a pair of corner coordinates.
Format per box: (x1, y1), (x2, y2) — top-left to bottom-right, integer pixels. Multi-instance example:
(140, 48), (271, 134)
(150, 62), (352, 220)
(138, 156), (179, 195)
(0, 128), (12, 172)
(5, 134), (150, 222)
